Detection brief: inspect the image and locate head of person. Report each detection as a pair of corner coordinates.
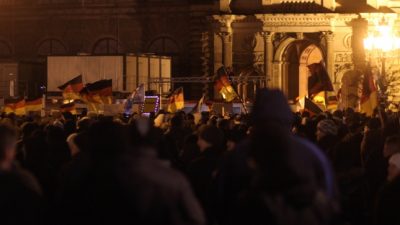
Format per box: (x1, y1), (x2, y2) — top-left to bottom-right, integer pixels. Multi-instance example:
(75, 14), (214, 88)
(0, 124), (17, 171)
(364, 117), (380, 133)
(197, 125), (224, 152)
(20, 122), (39, 140)
(226, 126), (247, 151)
(77, 117), (91, 132)
(66, 131), (89, 157)
(388, 153), (400, 182)
(316, 119), (338, 141)
(67, 133), (79, 157)
(251, 88), (293, 132)
(170, 114), (184, 130)
(88, 120), (130, 162)
(384, 135), (400, 158)
(186, 113), (195, 124)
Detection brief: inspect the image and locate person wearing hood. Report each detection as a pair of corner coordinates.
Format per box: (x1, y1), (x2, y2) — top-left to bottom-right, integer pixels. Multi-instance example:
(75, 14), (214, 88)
(219, 88), (337, 225)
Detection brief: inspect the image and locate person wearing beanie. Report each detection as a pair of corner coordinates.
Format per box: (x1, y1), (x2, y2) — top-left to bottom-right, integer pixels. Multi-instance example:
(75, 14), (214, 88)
(316, 119), (339, 157)
(187, 125), (224, 224)
(375, 153), (400, 225)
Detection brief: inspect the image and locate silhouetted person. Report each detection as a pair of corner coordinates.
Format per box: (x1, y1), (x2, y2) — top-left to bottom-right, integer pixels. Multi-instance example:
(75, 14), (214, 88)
(187, 125), (224, 224)
(56, 120), (205, 225)
(230, 89), (337, 225)
(0, 124), (43, 225)
(375, 153), (400, 225)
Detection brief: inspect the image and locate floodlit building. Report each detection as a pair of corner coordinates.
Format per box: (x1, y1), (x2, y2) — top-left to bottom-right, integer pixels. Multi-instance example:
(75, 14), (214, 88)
(0, 0), (398, 107)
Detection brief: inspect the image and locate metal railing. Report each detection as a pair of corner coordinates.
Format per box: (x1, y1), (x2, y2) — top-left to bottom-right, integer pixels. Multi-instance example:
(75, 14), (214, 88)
(149, 76), (267, 84)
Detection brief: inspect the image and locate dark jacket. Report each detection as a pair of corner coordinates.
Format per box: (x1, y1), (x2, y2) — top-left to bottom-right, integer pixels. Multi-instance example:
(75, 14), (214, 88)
(0, 170), (44, 225)
(56, 150), (205, 225)
(375, 177), (400, 225)
(187, 147), (220, 224)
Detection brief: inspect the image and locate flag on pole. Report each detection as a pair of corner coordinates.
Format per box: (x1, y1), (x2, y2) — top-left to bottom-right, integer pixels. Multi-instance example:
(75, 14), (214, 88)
(124, 84), (145, 114)
(80, 79), (113, 104)
(214, 66), (237, 102)
(307, 62), (334, 98)
(58, 75), (84, 100)
(360, 65), (378, 116)
(167, 87), (184, 113)
(304, 97), (323, 115)
(191, 94), (205, 114)
(25, 97), (43, 112)
(4, 98), (25, 115)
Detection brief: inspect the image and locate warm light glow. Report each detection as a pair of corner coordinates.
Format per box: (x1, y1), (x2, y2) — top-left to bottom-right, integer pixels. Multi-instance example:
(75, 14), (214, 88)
(364, 19), (400, 52)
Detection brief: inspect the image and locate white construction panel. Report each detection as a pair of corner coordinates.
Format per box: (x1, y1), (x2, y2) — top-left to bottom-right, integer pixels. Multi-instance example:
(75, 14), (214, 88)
(161, 57), (171, 93)
(138, 56), (149, 89)
(126, 56), (138, 92)
(149, 57), (160, 91)
(47, 56), (124, 92)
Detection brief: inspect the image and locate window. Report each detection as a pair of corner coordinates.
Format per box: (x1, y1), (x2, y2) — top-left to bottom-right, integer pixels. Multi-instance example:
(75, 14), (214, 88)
(92, 37), (124, 55)
(148, 37), (180, 56)
(148, 37), (180, 75)
(37, 38), (67, 56)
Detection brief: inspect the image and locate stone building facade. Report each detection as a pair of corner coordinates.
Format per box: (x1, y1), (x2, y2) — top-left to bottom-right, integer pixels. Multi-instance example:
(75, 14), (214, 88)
(0, 0), (398, 104)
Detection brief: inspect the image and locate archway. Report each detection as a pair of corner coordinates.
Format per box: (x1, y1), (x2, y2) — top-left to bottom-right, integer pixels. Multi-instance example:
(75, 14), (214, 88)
(280, 40), (324, 101)
(298, 44), (324, 97)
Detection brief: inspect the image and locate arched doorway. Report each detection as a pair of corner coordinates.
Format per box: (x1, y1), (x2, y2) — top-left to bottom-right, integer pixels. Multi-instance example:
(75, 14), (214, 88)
(280, 40), (324, 101)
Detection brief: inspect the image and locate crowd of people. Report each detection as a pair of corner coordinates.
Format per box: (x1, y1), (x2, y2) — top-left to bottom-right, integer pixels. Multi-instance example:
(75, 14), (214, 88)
(1, 88), (399, 225)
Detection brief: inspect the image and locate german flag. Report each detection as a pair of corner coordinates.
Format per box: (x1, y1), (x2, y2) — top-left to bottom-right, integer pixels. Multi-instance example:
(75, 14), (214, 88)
(4, 98), (25, 115)
(25, 97), (43, 112)
(60, 102), (77, 115)
(167, 87), (184, 113)
(214, 66), (237, 102)
(360, 65), (378, 116)
(80, 79), (112, 104)
(307, 62), (334, 98)
(304, 97), (323, 115)
(58, 75), (84, 100)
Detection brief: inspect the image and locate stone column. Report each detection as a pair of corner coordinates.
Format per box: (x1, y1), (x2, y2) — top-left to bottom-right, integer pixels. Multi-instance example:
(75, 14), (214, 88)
(260, 31), (274, 88)
(324, 31), (335, 83)
(350, 17), (368, 70)
(212, 15), (243, 73)
(219, 32), (233, 68)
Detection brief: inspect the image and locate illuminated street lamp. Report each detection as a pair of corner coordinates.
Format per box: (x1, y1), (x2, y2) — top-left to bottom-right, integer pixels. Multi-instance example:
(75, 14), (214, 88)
(363, 17), (400, 78)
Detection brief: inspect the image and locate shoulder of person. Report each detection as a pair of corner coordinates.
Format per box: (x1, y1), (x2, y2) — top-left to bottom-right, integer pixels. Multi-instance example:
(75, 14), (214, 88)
(13, 167), (43, 196)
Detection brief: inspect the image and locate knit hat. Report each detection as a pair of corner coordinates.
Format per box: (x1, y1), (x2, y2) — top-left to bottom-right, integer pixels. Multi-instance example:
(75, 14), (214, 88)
(198, 125), (224, 147)
(389, 153), (400, 169)
(317, 119), (338, 136)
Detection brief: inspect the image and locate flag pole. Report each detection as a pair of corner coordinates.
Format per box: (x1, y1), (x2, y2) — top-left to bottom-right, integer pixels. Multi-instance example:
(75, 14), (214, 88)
(221, 66), (249, 114)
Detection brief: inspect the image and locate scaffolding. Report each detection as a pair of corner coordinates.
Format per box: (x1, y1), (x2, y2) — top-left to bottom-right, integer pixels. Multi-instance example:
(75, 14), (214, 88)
(149, 76), (268, 100)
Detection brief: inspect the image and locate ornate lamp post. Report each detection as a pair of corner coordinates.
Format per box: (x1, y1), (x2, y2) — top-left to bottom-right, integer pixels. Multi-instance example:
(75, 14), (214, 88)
(363, 18), (400, 79)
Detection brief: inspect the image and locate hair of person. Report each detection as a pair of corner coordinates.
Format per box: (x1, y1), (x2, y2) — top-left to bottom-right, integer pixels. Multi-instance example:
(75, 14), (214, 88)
(386, 135), (400, 147)
(170, 114), (184, 129)
(198, 125), (224, 148)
